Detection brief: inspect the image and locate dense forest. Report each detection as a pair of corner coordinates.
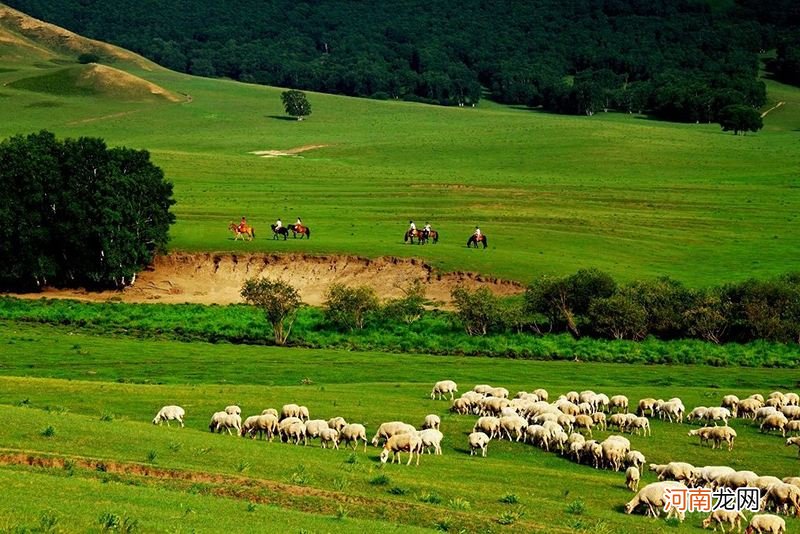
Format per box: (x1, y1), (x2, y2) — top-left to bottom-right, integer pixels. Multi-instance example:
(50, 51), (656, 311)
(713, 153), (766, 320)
(6, 0), (798, 121)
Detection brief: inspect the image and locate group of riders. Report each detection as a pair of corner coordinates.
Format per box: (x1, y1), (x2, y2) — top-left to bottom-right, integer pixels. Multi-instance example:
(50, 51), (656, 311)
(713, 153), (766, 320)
(231, 216), (485, 246)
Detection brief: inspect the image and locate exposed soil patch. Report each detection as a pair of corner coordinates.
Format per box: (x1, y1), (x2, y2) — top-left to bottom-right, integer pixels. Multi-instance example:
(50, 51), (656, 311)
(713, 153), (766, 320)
(5, 253), (523, 307)
(249, 144), (329, 158)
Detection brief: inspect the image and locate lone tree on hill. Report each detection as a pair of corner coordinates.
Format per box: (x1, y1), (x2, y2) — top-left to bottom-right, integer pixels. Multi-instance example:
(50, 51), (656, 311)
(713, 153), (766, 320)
(281, 90), (311, 120)
(241, 277), (301, 345)
(718, 105), (763, 135)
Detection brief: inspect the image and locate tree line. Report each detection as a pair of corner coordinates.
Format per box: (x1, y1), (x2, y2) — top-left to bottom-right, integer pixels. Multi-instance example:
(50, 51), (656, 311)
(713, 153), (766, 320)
(8, 0), (794, 122)
(0, 131), (175, 289)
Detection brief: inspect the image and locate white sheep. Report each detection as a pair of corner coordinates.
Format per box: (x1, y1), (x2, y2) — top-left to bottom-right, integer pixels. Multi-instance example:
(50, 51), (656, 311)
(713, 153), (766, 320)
(298, 406), (310, 421)
(760, 482), (800, 515)
(340, 423), (368, 452)
(704, 407), (731, 426)
(468, 431), (491, 457)
(473, 417), (501, 439)
(488, 387), (510, 399)
(701, 510), (746, 532)
(287, 421), (307, 445)
(431, 380), (458, 400)
(417, 428), (444, 455)
(628, 416), (651, 437)
(687, 406), (709, 422)
(280, 404), (302, 420)
(327, 416), (348, 432)
(533, 388), (549, 401)
(625, 450), (646, 471)
(499, 415), (528, 442)
(473, 384), (493, 395)
(209, 411), (241, 435)
(601, 439), (627, 471)
(721, 395), (740, 417)
(152, 405), (185, 427)
(745, 514), (785, 534)
(785, 393), (800, 406)
(261, 408), (279, 417)
(761, 413), (788, 437)
(694, 466), (736, 489)
(610, 395), (629, 413)
(720, 470), (759, 489)
(371, 421), (417, 446)
(278, 417), (302, 442)
(240, 415), (261, 438)
(738, 398), (763, 419)
(574, 414), (594, 437)
(626, 466), (640, 492)
(253, 414), (278, 440)
(624, 481), (687, 521)
(650, 462), (695, 485)
(450, 398), (471, 415)
(637, 397), (657, 416)
(319, 428), (340, 449)
(380, 433), (422, 466)
(304, 419), (330, 440)
(709, 426), (737, 450)
(785, 436), (800, 456)
(422, 414), (441, 430)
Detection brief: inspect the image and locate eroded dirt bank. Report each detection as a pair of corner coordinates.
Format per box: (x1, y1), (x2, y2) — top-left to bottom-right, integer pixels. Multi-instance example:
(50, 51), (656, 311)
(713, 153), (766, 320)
(7, 253), (524, 307)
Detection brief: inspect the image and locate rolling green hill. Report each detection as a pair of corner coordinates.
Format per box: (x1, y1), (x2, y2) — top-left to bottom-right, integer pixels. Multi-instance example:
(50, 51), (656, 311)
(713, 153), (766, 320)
(0, 3), (798, 287)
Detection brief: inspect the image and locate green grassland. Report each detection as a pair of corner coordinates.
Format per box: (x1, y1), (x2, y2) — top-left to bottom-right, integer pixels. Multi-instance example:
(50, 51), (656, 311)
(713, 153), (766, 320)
(1, 323), (800, 532)
(0, 12), (799, 286)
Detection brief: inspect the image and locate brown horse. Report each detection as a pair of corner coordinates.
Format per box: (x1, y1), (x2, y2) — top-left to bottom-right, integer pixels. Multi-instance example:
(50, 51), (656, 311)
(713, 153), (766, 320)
(291, 224), (311, 239)
(404, 229), (426, 244)
(229, 221), (255, 241)
(466, 234), (487, 249)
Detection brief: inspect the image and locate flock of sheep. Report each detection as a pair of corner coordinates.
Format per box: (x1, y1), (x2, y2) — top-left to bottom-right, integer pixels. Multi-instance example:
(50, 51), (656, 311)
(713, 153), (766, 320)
(151, 382), (800, 532)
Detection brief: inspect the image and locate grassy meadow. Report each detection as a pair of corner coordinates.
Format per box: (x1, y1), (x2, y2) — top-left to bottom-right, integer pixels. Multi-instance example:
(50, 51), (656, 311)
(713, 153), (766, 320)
(0, 18), (799, 285)
(1, 322), (800, 533)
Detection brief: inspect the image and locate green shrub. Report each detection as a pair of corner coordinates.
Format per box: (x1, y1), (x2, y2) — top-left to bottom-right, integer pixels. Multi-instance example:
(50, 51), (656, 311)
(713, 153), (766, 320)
(324, 284), (379, 330)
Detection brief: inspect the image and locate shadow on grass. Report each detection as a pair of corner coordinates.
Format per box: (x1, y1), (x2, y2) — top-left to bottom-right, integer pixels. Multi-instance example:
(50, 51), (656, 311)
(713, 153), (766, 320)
(266, 115), (298, 121)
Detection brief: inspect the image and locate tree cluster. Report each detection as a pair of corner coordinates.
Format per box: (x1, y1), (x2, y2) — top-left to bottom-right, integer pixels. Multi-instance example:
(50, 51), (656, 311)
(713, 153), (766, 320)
(451, 270), (800, 345)
(7, 0), (775, 120)
(0, 131), (175, 289)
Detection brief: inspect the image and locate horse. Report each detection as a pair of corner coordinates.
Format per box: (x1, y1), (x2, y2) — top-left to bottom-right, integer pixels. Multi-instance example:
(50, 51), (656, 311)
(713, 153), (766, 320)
(466, 234), (488, 249)
(271, 224), (289, 240)
(291, 224), (311, 239)
(404, 229), (423, 244)
(229, 221), (255, 241)
(428, 230), (439, 244)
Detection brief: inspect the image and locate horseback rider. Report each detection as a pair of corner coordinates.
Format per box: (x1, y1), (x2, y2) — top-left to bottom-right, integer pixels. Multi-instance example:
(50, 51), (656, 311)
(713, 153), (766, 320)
(474, 226), (482, 240)
(238, 216), (247, 233)
(408, 220), (416, 234)
(424, 222), (432, 233)
(275, 218), (282, 230)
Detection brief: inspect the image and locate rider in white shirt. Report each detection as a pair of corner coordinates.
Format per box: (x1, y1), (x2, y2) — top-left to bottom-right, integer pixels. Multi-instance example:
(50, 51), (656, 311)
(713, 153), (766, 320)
(424, 223), (431, 232)
(474, 226), (481, 238)
(295, 217), (302, 226)
(409, 220), (416, 232)
(275, 218), (282, 229)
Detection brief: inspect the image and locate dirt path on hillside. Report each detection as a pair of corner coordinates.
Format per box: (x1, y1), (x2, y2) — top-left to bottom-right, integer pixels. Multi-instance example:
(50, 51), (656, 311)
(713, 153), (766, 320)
(249, 144), (329, 158)
(761, 101), (785, 118)
(4, 253), (523, 307)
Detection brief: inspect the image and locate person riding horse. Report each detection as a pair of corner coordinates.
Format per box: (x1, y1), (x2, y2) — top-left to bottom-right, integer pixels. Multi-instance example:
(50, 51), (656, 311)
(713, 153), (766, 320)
(238, 216), (248, 233)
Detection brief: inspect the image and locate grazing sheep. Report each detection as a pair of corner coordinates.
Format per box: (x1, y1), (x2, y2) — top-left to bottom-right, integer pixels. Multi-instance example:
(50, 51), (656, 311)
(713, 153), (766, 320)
(280, 404), (302, 420)
(691, 466), (735, 489)
(601, 439), (627, 471)
(287, 421), (307, 445)
(781, 405), (800, 421)
(608, 413), (629, 432)
(152, 405), (185, 427)
(625, 481), (687, 521)
(340, 423), (368, 452)
(739, 398), (764, 419)
(591, 412), (607, 431)
(469, 431), (491, 457)
(689, 427), (715, 447)
(480, 397), (511, 416)
(533, 388), (549, 401)
(638, 397), (657, 417)
(574, 414), (594, 437)
(499, 415), (528, 442)
(755, 407), (779, 424)
(595, 393), (610, 412)
(566, 391), (580, 404)
(625, 450), (646, 471)
(209, 411), (241, 435)
(709, 426), (737, 451)
(371, 422), (417, 446)
(532, 412), (560, 425)
(557, 413), (576, 433)
(473, 417), (501, 440)
(568, 440), (584, 462)
(298, 406), (310, 421)
(451, 398), (470, 414)
(304, 419), (330, 440)
(417, 428), (444, 455)
(650, 462), (695, 485)
(760, 482), (800, 515)
(556, 400), (580, 417)
(473, 384), (493, 395)
(721, 471), (760, 490)
(702, 510), (747, 532)
(583, 440), (603, 469)
(577, 402), (594, 415)
(785, 393), (800, 406)
(610, 395), (629, 414)
(626, 466), (640, 492)
(278, 417), (302, 442)
(380, 433), (422, 466)
(750, 394), (766, 404)
(786, 436), (800, 456)
(782, 477), (800, 488)
(319, 428), (339, 449)
(629, 416), (651, 437)
(753, 476), (782, 493)
(526, 425), (551, 451)
(240, 415), (261, 438)
(705, 407), (731, 426)
(431, 380), (458, 400)
(660, 400), (685, 423)
(551, 429), (569, 453)
(722, 395), (740, 418)
(604, 434), (631, 452)
(487, 387), (509, 399)
(761, 413), (789, 437)
(253, 414), (278, 440)
(327, 417), (348, 432)
(687, 406), (709, 423)
(422, 414), (441, 430)
(261, 408), (279, 418)
(745, 514), (785, 534)
(225, 405), (241, 416)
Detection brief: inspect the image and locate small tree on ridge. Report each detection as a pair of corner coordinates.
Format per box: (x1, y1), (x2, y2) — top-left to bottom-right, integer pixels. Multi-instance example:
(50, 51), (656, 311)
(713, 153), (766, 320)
(241, 278), (301, 345)
(281, 90), (311, 120)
